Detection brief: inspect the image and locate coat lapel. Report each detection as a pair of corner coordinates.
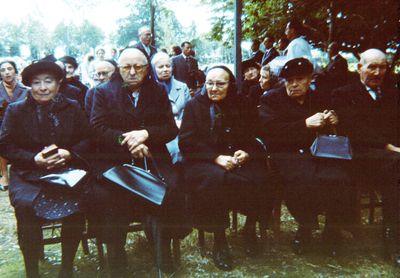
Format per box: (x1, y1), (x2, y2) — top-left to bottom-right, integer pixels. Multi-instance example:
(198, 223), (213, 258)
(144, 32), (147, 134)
(168, 79), (181, 103)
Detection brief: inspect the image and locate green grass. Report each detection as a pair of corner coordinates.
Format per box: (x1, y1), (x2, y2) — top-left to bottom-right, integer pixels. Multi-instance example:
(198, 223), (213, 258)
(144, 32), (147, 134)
(0, 192), (399, 277)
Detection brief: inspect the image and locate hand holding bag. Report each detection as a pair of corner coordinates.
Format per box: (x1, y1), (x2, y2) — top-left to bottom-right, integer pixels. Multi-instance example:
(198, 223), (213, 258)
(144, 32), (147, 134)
(102, 156), (168, 206)
(310, 127), (353, 160)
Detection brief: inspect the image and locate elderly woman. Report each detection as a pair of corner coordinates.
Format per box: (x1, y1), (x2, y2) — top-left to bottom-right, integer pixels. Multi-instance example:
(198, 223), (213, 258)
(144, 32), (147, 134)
(0, 61), (91, 278)
(179, 65), (274, 270)
(0, 60), (28, 191)
(151, 52), (191, 164)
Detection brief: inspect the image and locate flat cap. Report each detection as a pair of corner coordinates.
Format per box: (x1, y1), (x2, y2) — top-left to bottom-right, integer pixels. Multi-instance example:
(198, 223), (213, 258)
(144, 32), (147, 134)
(279, 57), (313, 79)
(59, 56), (78, 69)
(21, 61), (64, 86)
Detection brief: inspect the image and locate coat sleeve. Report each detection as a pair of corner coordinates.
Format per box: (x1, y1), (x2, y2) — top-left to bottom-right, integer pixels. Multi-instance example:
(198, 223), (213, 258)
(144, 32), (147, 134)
(0, 105), (36, 168)
(179, 101), (219, 162)
(90, 87), (124, 147)
(69, 102), (93, 160)
(144, 88), (178, 145)
(258, 93), (313, 147)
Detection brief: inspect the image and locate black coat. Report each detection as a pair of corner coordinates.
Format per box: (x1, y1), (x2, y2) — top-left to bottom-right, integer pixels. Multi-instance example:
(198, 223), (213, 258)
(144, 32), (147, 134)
(59, 81), (84, 108)
(251, 50), (264, 65)
(133, 42), (157, 62)
(179, 92), (267, 193)
(172, 54), (199, 90)
(90, 75), (178, 181)
(261, 47), (279, 66)
(65, 76), (88, 108)
(0, 93), (91, 209)
(332, 81), (400, 151)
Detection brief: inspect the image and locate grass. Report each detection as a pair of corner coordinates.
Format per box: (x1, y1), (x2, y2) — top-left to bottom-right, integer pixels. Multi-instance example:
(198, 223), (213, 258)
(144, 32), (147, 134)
(0, 191), (399, 277)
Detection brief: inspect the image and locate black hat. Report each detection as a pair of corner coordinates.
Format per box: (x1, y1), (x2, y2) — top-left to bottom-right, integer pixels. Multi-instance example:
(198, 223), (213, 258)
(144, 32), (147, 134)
(59, 56), (78, 69)
(21, 61), (64, 86)
(279, 58), (313, 79)
(242, 58), (260, 72)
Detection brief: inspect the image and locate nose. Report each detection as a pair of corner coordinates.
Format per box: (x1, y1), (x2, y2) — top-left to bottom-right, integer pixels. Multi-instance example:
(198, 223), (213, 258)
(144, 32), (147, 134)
(39, 81), (47, 90)
(129, 66), (136, 75)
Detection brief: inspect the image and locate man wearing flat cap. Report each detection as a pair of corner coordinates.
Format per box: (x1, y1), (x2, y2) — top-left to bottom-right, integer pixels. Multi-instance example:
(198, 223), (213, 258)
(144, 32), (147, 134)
(259, 58), (351, 256)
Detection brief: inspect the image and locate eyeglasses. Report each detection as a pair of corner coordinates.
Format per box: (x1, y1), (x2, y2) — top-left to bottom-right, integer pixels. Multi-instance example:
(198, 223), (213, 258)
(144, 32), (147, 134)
(96, 71), (111, 77)
(205, 81), (229, 88)
(120, 64), (148, 73)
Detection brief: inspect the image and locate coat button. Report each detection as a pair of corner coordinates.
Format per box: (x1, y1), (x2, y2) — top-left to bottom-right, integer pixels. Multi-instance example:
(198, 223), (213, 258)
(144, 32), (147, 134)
(225, 128), (231, 133)
(228, 145), (233, 150)
(299, 149), (304, 154)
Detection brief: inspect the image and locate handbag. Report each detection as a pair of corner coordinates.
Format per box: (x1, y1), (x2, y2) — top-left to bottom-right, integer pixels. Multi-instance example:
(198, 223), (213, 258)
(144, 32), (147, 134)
(102, 156), (168, 206)
(310, 127), (353, 160)
(39, 168), (88, 188)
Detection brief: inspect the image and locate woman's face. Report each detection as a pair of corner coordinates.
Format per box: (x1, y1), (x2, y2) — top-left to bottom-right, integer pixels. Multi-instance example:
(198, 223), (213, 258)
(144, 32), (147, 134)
(244, 67), (259, 81)
(30, 73), (61, 104)
(154, 57), (172, 81)
(205, 68), (230, 102)
(0, 62), (17, 84)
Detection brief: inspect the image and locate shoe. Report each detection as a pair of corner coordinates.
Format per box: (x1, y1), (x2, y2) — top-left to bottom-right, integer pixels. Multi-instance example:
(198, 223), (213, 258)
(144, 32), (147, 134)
(292, 226), (312, 255)
(0, 184), (8, 191)
(213, 245), (233, 271)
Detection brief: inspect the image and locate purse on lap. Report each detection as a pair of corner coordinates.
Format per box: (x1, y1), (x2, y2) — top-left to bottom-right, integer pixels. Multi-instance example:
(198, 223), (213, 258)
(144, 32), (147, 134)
(102, 156), (168, 206)
(310, 127), (353, 160)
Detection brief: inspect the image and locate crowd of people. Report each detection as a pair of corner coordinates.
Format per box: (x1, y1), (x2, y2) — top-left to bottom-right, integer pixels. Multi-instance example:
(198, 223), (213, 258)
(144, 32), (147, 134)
(0, 20), (399, 278)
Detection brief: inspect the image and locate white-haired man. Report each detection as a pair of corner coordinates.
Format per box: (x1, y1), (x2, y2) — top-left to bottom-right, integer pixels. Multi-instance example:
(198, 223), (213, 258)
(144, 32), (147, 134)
(332, 48), (400, 266)
(133, 26), (158, 62)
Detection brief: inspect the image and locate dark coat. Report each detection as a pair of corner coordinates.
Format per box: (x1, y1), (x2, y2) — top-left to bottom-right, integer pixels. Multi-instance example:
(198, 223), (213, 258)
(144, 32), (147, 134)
(133, 42), (157, 62)
(261, 47), (279, 66)
(84, 87), (96, 117)
(90, 74), (178, 179)
(172, 54), (199, 90)
(251, 50), (264, 65)
(0, 93), (91, 209)
(59, 81), (84, 108)
(65, 76), (88, 108)
(179, 92), (267, 193)
(0, 81), (28, 121)
(332, 81), (400, 151)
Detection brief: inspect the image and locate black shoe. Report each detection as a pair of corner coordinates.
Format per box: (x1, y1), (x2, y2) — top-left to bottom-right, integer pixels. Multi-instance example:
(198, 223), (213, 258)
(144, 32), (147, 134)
(292, 227), (312, 255)
(213, 245), (233, 271)
(0, 184), (8, 191)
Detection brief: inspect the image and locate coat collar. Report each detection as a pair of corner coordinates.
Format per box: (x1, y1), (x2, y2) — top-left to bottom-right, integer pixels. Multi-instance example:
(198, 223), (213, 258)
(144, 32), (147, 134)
(168, 78), (183, 103)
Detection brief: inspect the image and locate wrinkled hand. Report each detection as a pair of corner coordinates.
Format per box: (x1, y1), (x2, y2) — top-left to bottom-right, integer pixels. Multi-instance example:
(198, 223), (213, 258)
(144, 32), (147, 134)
(385, 144), (400, 153)
(233, 150), (250, 166)
(323, 110), (339, 125)
(214, 155), (238, 171)
(130, 143), (150, 159)
(305, 112), (326, 129)
(121, 130), (149, 152)
(34, 148), (71, 170)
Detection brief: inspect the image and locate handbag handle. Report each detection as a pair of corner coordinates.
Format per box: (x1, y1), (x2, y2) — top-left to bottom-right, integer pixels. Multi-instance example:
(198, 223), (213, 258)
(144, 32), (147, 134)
(131, 154), (166, 182)
(316, 125), (338, 137)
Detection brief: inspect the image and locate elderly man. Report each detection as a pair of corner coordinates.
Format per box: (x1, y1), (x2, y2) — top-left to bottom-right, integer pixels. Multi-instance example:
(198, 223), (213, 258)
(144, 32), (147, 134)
(332, 49), (400, 266)
(84, 60), (117, 116)
(172, 41), (199, 93)
(89, 48), (181, 275)
(285, 19), (313, 62)
(259, 58), (351, 256)
(133, 26), (158, 62)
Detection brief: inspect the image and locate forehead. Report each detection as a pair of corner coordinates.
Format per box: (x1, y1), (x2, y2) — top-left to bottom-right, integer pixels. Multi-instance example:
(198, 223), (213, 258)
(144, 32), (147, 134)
(285, 74), (311, 81)
(183, 43), (192, 48)
(362, 56), (387, 67)
(155, 56), (171, 66)
(0, 62), (13, 69)
(141, 29), (151, 35)
(119, 51), (147, 65)
(206, 68), (229, 80)
(95, 63), (113, 72)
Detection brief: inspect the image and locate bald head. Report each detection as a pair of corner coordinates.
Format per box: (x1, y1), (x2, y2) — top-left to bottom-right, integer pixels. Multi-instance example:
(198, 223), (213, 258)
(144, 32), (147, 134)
(358, 48), (387, 90)
(94, 60), (116, 84)
(118, 48), (149, 90)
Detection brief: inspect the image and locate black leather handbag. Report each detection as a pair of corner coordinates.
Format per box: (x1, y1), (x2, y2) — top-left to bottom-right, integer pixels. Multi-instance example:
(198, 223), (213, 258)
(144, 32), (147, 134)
(102, 157), (167, 206)
(39, 167), (88, 188)
(310, 128), (353, 160)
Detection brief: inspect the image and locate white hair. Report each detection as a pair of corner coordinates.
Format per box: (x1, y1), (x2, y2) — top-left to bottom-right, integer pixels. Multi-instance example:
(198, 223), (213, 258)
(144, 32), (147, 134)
(359, 48), (387, 65)
(138, 26), (151, 36)
(151, 52), (171, 67)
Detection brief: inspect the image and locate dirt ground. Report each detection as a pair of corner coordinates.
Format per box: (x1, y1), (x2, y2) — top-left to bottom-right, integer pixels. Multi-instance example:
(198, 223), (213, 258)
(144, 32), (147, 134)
(0, 190), (399, 277)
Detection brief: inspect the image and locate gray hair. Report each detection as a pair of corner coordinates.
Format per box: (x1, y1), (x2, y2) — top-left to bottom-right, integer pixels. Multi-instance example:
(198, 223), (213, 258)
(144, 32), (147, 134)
(151, 52), (171, 67)
(359, 48), (387, 65)
(138, 26), (151, 36)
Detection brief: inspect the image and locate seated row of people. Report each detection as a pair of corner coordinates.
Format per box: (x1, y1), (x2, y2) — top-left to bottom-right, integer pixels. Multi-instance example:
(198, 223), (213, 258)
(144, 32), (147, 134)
(0, 47), (398, 277)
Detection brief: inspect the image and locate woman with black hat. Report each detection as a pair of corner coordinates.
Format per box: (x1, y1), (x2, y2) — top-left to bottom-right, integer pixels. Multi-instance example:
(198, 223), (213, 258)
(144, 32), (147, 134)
(179, 66), (274, 270)
(0, 61), (92, 277)
(0, 60), (28, 191)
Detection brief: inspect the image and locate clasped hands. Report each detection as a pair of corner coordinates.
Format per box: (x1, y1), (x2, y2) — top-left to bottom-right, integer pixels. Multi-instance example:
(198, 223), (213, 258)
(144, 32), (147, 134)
(120, 129), (150, 159)
(34, 146), (71, 170)
(214, 150), (250, 171)
(305, 110), (338, 129)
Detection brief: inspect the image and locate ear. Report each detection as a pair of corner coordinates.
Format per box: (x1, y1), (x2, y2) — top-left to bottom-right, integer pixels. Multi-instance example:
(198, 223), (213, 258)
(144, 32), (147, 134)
(357, 63), (362, 74)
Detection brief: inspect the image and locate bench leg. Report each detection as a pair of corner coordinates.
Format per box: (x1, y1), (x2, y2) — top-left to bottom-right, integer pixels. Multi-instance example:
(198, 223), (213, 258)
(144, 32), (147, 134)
(198, 229), (206, 257)
(172, 238), (181, 266)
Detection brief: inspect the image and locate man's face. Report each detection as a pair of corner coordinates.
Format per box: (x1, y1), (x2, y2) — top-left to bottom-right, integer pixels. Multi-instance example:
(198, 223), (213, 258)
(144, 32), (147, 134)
(263, 38), (273, 49)
(259, 69), (271, 90)
(96, 49), (105, 61)
(0, 62), (17, 84)
(119, 51), (148, 90)
(95, 62), (115, 84)
(205, 68), (230, 102)
(182, 43), (192, 56)
(140, 29), (152, 46)
(65, 63), (75, 78)
(30, 73), (61, 104)
(285, 74), (312, 100)
(357, 56), (387, 90)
